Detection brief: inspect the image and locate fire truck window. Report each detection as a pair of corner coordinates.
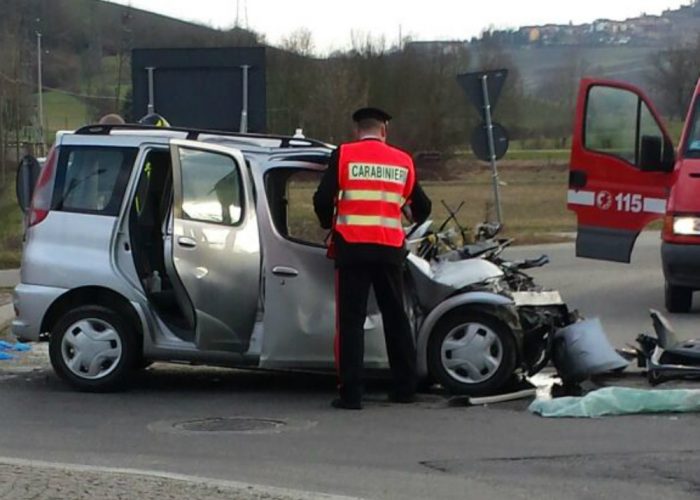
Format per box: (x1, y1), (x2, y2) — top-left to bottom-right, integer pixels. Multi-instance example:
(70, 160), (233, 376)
(585, 86), (638, 165)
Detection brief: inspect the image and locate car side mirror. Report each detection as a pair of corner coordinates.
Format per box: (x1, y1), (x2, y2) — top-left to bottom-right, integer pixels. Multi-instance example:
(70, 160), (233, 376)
(640, 135), (674, 173)
(15, 155), (41, 213)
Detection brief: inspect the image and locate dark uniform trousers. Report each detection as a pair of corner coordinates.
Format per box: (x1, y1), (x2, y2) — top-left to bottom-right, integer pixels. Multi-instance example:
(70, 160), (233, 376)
(336, 260), (417, 403)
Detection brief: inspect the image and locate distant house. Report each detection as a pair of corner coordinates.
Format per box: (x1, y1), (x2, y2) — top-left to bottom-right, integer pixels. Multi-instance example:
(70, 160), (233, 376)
(473, 3), (696, 48)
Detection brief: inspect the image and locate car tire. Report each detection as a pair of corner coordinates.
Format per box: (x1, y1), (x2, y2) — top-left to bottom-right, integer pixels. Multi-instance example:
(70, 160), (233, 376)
(428, 309), (517, 396)
(665, 281), (693, 313)
(49, 305), (140, 392)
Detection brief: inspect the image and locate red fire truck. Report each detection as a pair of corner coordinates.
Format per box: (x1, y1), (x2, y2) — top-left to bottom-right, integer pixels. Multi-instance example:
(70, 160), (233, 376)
(567, 77), (700, 313)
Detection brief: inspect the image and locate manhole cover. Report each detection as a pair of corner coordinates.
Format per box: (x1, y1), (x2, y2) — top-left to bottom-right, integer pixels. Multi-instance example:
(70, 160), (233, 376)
(173, 417), (286, 433)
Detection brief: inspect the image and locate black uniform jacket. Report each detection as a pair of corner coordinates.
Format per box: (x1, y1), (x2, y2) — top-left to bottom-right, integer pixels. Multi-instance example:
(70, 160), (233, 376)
(313, 139), (432, 265)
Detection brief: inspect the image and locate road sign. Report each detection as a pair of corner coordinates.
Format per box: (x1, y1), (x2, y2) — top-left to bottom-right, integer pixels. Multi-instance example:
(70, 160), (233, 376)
(456, 69), (508, 119)
(471, 122), (509, 162)
(456, 69), (510, 225)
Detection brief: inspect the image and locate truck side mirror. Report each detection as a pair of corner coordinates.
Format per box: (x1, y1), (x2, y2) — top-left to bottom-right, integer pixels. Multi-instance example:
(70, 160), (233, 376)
(640, 135), (675, 173)
(661, 137), (676, 173)
(639, 135), (661, 171)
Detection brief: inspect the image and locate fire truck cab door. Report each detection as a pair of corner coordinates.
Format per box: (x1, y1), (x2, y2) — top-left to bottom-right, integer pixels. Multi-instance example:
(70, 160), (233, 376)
(568, 79), (676, 263)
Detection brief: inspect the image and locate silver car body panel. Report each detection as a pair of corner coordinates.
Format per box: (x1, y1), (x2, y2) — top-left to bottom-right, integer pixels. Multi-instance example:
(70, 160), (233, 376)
(250, 160), (389, 369)
(431, 258), (504, 289)
(21, 212), (134, 297)
(406, 253), (504, 310)
(168, 140), (262, 352)
(12, 284), (67, 341)
(13, 136), (160, 341)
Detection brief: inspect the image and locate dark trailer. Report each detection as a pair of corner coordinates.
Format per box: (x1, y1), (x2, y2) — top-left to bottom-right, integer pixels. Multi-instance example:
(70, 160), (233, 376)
(132, 47), (266, 132)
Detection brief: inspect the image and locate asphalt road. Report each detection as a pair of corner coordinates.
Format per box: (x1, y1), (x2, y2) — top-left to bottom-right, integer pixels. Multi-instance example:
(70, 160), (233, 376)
(507, 231), (700, 346)
(1, 233), (700, 500)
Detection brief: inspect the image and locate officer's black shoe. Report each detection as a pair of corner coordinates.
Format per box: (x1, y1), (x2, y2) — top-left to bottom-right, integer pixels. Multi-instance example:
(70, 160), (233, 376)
(331, 398), (363, 410)
(388, 392), (416, 404)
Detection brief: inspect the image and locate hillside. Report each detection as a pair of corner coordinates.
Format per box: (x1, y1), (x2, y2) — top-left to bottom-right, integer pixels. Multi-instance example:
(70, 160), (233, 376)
(1, 0), (260, 90)
(506, 45), (657, 94)
(486, 2), (700, 98)
(0, 0), (262, 134)
(0, 0), (695, 156)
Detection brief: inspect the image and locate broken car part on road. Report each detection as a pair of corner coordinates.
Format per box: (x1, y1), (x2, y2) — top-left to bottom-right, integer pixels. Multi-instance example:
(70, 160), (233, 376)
(636, 309), (700, 385)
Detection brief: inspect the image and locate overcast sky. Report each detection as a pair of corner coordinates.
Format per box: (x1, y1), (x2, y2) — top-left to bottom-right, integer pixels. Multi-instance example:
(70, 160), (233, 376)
(107, 0), (690, 53)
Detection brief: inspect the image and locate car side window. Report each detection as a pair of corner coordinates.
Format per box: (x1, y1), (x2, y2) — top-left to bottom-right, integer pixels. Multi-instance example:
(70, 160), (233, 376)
(585, 86), (666, 168)
(53, 146), (137, 216)
(178, 148), (243, 225)
(266, 168), (327, 247)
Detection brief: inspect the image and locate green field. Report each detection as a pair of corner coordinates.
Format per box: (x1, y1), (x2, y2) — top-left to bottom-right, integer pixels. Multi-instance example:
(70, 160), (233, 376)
(286, 163), (574, 248)
(43, 91), (91, 137)
(422, 165), (574, 242)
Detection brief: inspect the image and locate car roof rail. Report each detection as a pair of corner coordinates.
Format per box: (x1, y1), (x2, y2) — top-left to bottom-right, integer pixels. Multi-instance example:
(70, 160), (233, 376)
(269, 151), (333, 164)
(73, 123), (330, 149)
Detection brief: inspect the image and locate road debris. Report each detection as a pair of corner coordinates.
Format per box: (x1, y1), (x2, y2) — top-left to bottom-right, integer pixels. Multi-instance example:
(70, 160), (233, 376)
(529, 387), (700, 418)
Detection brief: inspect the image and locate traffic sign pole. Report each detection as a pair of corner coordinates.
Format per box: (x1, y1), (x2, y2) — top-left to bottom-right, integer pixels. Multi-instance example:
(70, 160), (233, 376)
(481, 74), (503, 225)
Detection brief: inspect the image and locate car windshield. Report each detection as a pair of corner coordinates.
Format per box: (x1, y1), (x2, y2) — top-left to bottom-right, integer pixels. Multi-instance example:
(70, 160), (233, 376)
(686, 100), (700, 158)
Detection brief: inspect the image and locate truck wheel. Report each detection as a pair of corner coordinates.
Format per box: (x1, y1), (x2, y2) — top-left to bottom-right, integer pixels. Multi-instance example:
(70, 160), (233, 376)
(428, 310), (517, 396)
(49, 305), (140, 392)
(665, 282), (692, 313)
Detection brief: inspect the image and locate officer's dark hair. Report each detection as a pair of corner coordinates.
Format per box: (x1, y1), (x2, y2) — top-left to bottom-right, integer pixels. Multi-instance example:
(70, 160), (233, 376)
(355, 118), (385, 132)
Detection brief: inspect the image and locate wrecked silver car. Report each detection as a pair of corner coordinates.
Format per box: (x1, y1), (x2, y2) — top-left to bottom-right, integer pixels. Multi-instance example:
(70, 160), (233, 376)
(14, 124), (577, 394)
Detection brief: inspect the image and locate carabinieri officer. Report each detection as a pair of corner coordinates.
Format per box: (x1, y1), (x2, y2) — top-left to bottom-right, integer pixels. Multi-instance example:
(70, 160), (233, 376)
(314, 107), (432, 410)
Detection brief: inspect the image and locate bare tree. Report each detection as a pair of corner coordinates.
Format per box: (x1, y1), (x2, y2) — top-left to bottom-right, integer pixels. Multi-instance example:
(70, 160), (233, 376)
(0, 9), (33, 185)
(281, 28), (315, 57)
(647, 38), (700, 119)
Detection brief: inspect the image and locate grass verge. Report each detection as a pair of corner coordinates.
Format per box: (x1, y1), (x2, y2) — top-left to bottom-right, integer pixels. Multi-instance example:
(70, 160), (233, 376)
(287, 163), (575, 246)
(0, 184), (23, 269)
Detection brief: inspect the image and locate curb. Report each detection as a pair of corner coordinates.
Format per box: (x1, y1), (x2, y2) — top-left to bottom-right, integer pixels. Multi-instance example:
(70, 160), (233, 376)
(0, 457), (366, 500)
(0, 269), (19, 289)
(0, 303), (14, 331)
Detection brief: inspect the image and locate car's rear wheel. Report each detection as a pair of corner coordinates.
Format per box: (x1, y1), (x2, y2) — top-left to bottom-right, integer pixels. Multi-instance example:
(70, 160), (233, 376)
(665, 281), (693, 313)
(428, 309), (517, 396)
(49, 305), (139, 392)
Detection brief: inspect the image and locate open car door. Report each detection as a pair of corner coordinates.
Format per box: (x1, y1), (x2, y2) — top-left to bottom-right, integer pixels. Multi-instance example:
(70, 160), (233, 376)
(568, 78), (676, 262)
(168, 139), (261, 351)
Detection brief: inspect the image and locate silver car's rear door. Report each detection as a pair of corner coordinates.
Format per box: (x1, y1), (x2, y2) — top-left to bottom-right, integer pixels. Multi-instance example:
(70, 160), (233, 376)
(169, 139), (261, 351)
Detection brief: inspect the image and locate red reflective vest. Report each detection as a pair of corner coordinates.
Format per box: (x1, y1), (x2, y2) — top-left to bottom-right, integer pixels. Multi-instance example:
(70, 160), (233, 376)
(334, 139), (415, 247)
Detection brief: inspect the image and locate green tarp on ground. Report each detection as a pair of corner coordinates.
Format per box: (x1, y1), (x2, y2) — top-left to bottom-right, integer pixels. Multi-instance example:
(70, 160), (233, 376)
(529, 387), (700, 418)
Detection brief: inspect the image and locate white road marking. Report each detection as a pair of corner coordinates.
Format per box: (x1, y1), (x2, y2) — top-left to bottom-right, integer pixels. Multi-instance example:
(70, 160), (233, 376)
(0, 456), (366, 500)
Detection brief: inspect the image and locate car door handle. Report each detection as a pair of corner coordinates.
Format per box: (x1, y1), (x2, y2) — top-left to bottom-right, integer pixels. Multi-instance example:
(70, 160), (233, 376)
(272, 266), (299, 277)
(177, 236), (197, 248)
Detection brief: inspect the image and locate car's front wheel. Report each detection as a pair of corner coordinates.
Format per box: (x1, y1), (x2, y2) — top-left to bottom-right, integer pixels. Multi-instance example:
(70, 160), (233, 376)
(49, 305), (140, 392)
(428, 309), (517, 396)
(665, 281), (693, 313)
